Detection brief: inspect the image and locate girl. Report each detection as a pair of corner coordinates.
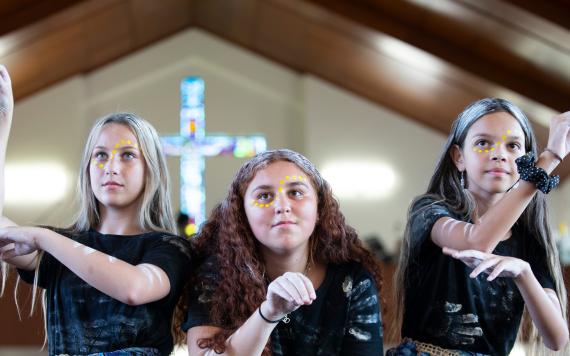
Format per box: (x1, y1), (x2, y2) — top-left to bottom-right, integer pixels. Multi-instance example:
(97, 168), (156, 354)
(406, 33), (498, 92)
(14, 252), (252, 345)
(0, 66), (192, 355)
(175, 149), (384, 355)
(390, 98), (570, 355)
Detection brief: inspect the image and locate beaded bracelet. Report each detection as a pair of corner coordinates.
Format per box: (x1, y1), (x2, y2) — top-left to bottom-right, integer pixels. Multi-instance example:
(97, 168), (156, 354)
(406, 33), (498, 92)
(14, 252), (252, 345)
(515, 152), (560, 194)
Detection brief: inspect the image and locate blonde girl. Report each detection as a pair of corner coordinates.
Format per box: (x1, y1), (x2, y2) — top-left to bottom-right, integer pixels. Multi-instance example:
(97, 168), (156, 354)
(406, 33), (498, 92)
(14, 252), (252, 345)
(0, 65), (192, 356)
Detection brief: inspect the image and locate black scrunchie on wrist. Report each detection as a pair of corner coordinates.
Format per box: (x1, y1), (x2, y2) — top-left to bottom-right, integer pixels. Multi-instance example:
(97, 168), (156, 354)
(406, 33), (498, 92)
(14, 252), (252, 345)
(515, 152), (560, 194)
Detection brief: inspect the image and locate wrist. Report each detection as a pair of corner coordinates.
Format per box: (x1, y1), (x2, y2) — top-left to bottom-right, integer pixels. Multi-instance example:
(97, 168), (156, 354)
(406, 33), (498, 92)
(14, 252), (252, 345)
(32, 227), (52, 251)
(260, 300), (285, 321)
(537, 151), (560, 174)
(514, 261), (532, 283)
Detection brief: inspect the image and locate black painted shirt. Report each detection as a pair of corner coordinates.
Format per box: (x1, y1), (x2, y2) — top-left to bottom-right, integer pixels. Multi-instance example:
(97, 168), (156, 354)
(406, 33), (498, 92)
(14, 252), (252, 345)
(402, 196), (555, 356)
(18, 229), (192, 356)
(183, 259), (383, 355)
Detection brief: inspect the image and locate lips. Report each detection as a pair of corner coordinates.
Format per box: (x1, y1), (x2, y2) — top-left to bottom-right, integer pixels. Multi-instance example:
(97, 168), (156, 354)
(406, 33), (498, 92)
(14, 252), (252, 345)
(486, 168), (509, 175)
(272, 220), (295, 227)
(103, 181), (123, 187)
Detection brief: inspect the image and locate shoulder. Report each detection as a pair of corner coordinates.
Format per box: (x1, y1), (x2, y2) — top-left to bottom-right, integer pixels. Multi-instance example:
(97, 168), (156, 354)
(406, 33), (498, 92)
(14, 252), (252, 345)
(410, 195), (453, 216)
(142, 231), (194, 258)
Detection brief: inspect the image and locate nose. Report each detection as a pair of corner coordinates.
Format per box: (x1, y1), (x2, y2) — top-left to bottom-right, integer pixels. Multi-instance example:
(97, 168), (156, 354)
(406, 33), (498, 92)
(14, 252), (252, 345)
(104, 153), (119, 175)
(274, 192), (291, 214)
(490, 144), (507, 162)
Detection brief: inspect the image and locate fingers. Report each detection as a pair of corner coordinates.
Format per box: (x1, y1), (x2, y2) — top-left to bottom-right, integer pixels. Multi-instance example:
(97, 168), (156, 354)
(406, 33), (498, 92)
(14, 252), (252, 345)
(442, 246), (458, 256)
(469, 256), (501, 278)
(267, 272), (316, 313)
(0, 65), (10, 83)
(486, 259), (509, 281)
(0, 246), (16, 260)
(280, 272), (314, 304)
(300, 273), (316, 300)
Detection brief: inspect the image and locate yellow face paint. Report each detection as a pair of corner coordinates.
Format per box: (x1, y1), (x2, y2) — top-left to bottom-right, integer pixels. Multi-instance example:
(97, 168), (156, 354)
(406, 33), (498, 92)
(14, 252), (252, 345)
(92, 139), (139, 170)
(250, 175), (306, 208)
(473, 130), (515, 155)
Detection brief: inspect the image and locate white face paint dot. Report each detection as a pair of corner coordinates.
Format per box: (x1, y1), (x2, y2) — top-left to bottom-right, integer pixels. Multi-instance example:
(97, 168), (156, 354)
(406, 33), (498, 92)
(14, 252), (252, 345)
(108, 256), (117, 263)
(83, 246), (96, 255)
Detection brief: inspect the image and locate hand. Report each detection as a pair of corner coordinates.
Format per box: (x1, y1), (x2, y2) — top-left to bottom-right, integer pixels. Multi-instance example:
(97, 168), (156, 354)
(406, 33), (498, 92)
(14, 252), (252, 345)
(443, 247), (530, 281)
(0, 65), (14, 124)
(0, 226), (42, 260)
(546, 111), (570, 161)
(261, 272), (317, 321)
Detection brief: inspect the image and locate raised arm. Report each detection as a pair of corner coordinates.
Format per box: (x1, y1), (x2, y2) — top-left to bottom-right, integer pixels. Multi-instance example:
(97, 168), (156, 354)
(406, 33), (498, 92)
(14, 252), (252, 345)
(0, 226), (172, 305)
(0, 65), (14, 219)
(187, 272), (316, 356)
(431, 113), (570, 253)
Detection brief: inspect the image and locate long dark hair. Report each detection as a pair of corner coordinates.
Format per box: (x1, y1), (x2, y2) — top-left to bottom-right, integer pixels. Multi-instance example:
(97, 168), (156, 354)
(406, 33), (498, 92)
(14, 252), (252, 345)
(393, 98), (567, 354)
(173, 149), (383, 355)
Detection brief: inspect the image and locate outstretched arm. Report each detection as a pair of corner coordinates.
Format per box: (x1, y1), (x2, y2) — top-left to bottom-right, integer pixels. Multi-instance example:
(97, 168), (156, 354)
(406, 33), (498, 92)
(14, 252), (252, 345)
(187, 272), (316, 356)
(0, 226), (172, 305)
(445, 248), (569, 350)
(431, 112), (570, 253)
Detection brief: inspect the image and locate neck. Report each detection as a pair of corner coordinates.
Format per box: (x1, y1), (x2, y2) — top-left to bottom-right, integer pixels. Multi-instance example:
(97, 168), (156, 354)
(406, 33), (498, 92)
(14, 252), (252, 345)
(469, 189), (504, 218)
(262, 245), (310, 281)
(97, 204), (145, 235)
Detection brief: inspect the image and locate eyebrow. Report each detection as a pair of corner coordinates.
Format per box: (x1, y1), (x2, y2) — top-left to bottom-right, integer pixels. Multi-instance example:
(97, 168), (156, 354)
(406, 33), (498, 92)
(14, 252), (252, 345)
(471, 133), (523, 141)
(250, 181), (310, 193)
(94, 145), (139, 150)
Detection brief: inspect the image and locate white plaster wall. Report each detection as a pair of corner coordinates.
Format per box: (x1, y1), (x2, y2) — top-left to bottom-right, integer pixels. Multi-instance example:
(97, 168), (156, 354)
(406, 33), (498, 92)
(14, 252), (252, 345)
(304, 76), (446, 253)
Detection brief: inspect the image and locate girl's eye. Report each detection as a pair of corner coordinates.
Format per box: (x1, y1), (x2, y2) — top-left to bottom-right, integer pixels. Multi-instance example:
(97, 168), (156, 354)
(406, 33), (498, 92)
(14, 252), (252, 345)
(94, 152), (108, 160)
(122, 151), (136, 160)
(508, 142), (521, 150)
(257, 192), (273, 201)
(289, 190), (304, 198)
(475, 140), (488, 147)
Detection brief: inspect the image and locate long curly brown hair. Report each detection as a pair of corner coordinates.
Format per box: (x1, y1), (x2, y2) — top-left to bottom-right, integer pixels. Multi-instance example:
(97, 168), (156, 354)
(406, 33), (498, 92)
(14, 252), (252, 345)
(173, 149), (384, 354)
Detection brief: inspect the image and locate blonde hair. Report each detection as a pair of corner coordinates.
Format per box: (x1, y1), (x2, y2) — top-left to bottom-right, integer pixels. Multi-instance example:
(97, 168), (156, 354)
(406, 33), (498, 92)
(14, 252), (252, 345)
(4, 112), (177, 345)
(70, 112), (176, 234)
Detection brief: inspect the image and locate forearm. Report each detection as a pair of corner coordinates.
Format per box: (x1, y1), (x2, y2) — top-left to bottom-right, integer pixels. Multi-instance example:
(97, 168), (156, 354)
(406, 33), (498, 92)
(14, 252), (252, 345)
(473, 153), (559, 251)
(515, 267), (569, 350)
(189, 303), (278, 356)
(436, 153), (559, 252)
(37, 228), (170, 305)
(0, 121), (11, 218)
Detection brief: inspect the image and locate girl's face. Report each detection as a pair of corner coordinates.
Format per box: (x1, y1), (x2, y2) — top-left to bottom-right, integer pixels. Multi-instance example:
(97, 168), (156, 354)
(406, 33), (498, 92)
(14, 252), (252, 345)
(244, 160), (318, 255)
(89, 123), (146, 211)
(454, 111), (526, 198)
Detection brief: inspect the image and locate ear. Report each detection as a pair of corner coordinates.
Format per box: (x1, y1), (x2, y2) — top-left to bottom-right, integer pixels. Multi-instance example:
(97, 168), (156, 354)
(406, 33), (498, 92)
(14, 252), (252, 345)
(450, 144), (466, 171)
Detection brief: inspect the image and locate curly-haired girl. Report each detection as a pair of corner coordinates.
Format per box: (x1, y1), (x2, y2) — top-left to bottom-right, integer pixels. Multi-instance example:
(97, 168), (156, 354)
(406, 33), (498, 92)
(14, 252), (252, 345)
(176, 149), (383, 355)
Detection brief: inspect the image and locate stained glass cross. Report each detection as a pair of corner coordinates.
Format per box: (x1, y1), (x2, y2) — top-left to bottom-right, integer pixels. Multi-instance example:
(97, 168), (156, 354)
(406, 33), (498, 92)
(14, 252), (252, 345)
(161, 77), (267, 234)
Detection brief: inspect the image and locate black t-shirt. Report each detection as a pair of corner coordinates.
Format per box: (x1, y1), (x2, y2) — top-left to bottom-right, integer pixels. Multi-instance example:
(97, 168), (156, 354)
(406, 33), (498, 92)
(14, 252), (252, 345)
(183, 258), (383, 355)
(18, 229), (192, 356)
(402, 196), (555, 356)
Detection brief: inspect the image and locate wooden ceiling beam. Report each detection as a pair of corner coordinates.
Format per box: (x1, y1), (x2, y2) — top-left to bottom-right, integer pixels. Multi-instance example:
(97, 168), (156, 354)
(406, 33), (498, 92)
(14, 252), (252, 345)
(503, 0), (570, 31)
(0, 0), (86, 36)
(0, 0), (568, 180)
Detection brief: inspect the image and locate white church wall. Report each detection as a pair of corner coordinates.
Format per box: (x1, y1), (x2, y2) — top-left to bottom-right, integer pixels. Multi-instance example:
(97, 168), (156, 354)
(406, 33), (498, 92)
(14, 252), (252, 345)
(304, 76), (446, 253)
